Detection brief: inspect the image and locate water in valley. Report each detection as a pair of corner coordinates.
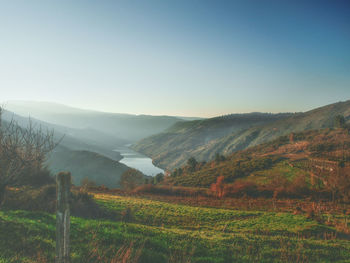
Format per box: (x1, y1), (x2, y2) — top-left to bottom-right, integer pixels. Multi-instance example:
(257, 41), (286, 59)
(114, 146), (164, 176)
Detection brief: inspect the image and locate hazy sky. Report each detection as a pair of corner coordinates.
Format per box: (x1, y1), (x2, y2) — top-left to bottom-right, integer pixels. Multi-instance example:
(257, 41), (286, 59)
(0, 0), (349, 117)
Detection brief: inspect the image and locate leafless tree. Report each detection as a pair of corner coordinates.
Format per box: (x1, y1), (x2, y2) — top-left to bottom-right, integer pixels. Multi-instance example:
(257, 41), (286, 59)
(0, 107), (60, 205)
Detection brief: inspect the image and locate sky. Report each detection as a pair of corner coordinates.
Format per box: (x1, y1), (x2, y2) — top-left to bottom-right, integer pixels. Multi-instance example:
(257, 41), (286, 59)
(0, 0), (349, 117)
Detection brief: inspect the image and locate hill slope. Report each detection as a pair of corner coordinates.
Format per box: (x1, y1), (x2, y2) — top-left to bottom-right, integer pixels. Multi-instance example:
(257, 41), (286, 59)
(210, 100), (350, 154)
(134, 100), (350, 170)
(46, 146), (130, 187)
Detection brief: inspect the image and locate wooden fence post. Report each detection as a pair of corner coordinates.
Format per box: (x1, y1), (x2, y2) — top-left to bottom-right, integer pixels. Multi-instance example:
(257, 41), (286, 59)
(56, 172), (71, 263)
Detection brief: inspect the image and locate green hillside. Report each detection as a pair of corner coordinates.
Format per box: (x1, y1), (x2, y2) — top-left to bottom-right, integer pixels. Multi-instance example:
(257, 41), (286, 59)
(134, 100), (350, 170)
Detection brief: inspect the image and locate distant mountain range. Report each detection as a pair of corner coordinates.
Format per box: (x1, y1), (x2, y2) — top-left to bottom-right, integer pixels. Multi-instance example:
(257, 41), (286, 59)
(133, 100), (350, 170)
(5, 101), (190, 143)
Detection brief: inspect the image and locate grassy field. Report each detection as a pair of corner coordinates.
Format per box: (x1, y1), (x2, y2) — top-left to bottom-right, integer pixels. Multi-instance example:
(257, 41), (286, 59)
(0, 192), (350, 262)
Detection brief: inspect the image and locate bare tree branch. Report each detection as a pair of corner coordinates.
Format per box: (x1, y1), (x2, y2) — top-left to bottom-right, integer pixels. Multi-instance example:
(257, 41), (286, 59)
(0, 107), (62, 204)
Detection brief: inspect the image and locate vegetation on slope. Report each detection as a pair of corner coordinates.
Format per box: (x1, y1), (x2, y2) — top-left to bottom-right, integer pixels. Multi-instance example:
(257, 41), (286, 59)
(165, 127), (350, 202)
(205, 100), (350, 158)
(134, 100), (350, 170)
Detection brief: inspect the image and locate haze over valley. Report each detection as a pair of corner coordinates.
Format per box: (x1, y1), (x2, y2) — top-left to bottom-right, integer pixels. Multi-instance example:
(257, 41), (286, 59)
(2, 99), (350, 188)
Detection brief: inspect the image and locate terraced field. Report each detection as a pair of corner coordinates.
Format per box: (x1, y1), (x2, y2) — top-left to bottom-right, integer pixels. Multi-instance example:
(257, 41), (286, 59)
(0, 193), (349, 262)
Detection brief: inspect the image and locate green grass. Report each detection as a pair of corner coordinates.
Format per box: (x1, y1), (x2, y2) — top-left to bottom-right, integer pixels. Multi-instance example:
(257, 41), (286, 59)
(0, 193), (350, 262)
(95, 194), (330, 236)
(244, 161), (308, 185)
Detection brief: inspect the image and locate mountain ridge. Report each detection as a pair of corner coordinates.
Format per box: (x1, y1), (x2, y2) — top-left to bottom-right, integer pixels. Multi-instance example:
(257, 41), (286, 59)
(133, 100), (350, 170)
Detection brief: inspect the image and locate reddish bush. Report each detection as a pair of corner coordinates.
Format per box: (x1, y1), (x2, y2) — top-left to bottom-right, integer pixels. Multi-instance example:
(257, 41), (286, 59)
(210, 175), (225, 198)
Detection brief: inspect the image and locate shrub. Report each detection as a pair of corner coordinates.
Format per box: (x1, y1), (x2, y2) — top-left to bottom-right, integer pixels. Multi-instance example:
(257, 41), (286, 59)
(3, 184), (56, 212)
(120, 169), (144, 191)
(121, 207), (134, 222)
(3, 184), (113, 219)
(334, 115), (346, 128)
(210, 175), (225, 198)
(286, 175), (310, 198)
(215, 153), (226, 163)
(70, 189), (114, 219)
(81, 177), (97, 189)
(223, 181), (259, 198)
(154, 173), (165, 184)
(187, 157), (198, 172)
(15, 166), (55, 187)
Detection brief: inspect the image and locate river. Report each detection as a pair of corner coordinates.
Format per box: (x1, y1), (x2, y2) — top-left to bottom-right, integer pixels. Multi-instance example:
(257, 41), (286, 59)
(114, 146), (164, 176)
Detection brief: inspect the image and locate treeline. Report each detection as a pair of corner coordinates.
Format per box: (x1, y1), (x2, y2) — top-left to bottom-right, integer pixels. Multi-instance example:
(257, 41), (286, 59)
(131, 164), (350, 203)
(213, 112), (293, 122)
